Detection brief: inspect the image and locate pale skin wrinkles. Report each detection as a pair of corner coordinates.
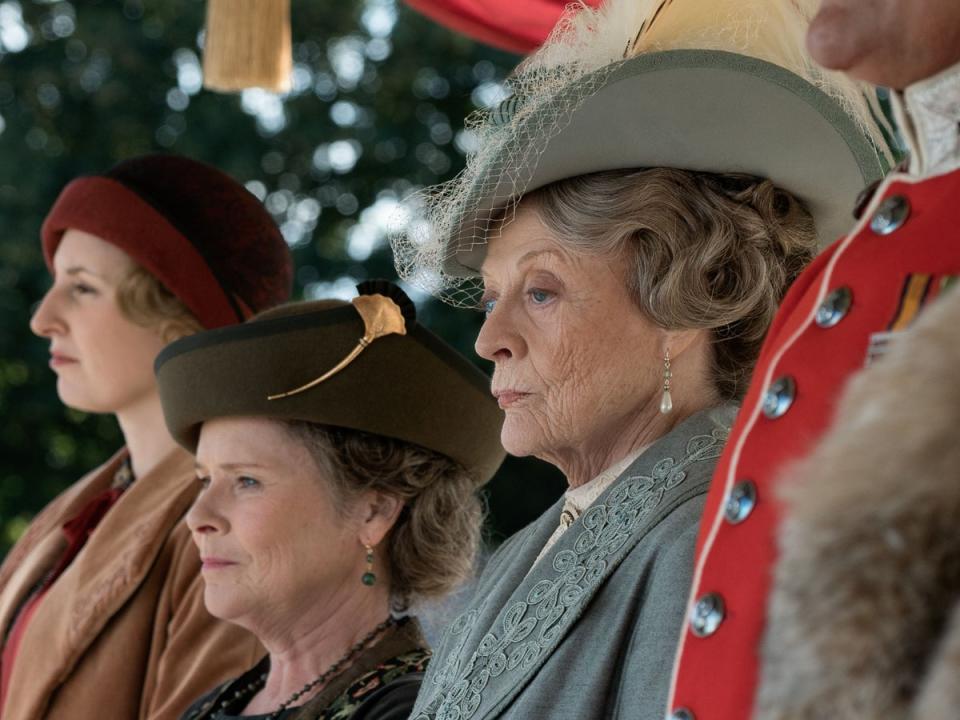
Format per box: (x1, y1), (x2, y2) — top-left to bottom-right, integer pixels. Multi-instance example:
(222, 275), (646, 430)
(476, 201), (716, 488)
(29, 229), (177, 478)
(189, 417), (401, 713)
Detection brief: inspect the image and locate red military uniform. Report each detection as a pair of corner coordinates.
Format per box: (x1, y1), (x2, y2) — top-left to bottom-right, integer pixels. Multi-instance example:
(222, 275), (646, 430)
(667, 67), (960, 716)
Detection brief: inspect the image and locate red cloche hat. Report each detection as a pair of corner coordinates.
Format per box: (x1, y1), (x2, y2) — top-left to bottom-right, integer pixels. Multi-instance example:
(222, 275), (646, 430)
(41, 154), (294, 329)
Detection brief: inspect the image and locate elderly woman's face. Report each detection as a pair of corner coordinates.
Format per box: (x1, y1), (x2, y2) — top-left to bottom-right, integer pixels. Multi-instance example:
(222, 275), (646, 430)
(475, 201), (665, 466)
(187, 417), (363, 628)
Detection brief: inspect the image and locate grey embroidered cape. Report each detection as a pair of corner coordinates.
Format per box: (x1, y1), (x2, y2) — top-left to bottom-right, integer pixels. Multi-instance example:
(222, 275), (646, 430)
(412, 405), (736, 720)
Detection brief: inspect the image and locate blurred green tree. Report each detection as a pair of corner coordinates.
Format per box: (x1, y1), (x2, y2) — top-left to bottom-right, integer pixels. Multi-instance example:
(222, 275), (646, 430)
(0, 0), (564, 557)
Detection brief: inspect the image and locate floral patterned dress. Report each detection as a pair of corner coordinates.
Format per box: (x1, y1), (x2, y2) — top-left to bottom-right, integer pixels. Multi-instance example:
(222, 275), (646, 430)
(182, 617), (430, 720)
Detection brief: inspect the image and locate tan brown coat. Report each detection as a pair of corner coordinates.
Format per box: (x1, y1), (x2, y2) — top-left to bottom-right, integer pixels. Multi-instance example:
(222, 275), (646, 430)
(0, 448), (262, 720)
(755, 286), (960, 720)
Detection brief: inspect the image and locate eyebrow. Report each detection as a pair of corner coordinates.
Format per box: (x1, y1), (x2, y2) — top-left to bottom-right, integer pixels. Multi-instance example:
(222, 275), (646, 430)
(482, 247), (564, 278)
(63, 266), (106, 280)
(517, 248), (564, 266)
(194, 461), (268, 473)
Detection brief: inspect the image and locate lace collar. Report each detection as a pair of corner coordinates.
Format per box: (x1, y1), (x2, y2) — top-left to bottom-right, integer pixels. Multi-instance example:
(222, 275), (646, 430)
(892, 58), (960, 178)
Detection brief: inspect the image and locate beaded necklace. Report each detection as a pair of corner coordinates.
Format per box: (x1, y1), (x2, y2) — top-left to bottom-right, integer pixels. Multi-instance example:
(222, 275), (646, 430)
(209, 616), (397, 719)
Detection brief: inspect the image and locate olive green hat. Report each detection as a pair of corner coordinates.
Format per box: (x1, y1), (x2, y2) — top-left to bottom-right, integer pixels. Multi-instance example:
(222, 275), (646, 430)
(155, 281), (506, 483)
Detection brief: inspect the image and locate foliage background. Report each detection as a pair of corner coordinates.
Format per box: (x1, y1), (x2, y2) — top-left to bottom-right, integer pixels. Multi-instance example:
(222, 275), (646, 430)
(0, 0), (565, 557)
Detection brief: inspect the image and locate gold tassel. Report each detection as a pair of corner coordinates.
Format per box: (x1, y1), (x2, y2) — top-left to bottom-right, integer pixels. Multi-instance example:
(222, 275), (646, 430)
(202, 0), (292, 93)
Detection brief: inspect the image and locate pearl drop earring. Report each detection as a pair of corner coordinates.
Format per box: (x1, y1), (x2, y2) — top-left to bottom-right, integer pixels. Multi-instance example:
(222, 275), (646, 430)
(660, 349), (673, 414)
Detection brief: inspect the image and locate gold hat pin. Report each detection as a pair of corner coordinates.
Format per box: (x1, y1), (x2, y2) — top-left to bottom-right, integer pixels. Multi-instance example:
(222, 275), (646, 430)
(268, 282), (416, 401)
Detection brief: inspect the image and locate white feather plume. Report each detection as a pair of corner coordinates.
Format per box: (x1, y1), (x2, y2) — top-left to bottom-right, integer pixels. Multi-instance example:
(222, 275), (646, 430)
(525, 0), (663, 75)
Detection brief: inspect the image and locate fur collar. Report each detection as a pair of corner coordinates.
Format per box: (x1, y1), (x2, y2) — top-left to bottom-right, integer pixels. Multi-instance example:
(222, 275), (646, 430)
(755, 285), (960, 719)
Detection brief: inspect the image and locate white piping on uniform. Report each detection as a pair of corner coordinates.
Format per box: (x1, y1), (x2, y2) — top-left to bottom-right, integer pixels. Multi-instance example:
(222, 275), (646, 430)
(664, 170), (924, 714)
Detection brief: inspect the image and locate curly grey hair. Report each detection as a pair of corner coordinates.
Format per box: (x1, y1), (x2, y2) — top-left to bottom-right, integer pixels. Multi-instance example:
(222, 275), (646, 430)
(527, 167), (818, 400)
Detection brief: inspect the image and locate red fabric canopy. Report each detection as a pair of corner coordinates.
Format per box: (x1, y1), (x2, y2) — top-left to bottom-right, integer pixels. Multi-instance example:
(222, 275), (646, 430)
(405, 0), (603, 54)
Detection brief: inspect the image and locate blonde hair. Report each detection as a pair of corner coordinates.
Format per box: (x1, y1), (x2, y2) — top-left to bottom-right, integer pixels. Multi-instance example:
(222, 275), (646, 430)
(530, 168), (817, 400)
(115, 265), (203, 344)
(283, 421), (484, 609)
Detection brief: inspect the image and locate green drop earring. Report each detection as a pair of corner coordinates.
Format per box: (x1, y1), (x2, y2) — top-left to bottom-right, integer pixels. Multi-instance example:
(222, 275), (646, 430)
(362, 544), (376, 586)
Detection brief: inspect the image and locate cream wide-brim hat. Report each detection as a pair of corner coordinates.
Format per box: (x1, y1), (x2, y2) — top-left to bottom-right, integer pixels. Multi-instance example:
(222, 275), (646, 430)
(450, 49), (887, 272)
(392, 0), (892, 307)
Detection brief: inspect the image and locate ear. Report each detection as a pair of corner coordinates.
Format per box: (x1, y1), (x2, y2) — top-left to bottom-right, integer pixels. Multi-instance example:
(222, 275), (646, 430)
(662, 328), (707, 360)
(357, 490), (404, 547)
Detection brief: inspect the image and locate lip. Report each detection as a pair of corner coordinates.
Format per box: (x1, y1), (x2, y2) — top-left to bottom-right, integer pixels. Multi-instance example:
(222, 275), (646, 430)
(493, 390), (532, 409)
(200, 557), (238, 570)
(49, 352), (78, 368)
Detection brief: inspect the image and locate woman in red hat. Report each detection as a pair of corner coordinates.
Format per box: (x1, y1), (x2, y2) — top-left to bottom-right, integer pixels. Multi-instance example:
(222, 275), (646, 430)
(0, 154), (293, 720)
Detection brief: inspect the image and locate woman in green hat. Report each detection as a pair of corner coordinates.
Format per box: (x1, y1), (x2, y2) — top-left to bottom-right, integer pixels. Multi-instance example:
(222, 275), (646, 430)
(155, 282), (505, 720)
(390, 0), (891, 718)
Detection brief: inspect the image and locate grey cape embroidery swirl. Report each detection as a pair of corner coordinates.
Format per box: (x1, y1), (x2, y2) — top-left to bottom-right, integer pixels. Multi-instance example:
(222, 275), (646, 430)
(416, 428), (728, 720)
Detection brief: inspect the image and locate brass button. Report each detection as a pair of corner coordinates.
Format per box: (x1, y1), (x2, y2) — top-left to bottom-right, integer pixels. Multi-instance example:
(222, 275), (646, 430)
(724, 480), (757, 524)
(762, 376), (796, 419)
(815, 286), (853, 328)
(870, 195), (910, 235)
(690, 593), (725, 637)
